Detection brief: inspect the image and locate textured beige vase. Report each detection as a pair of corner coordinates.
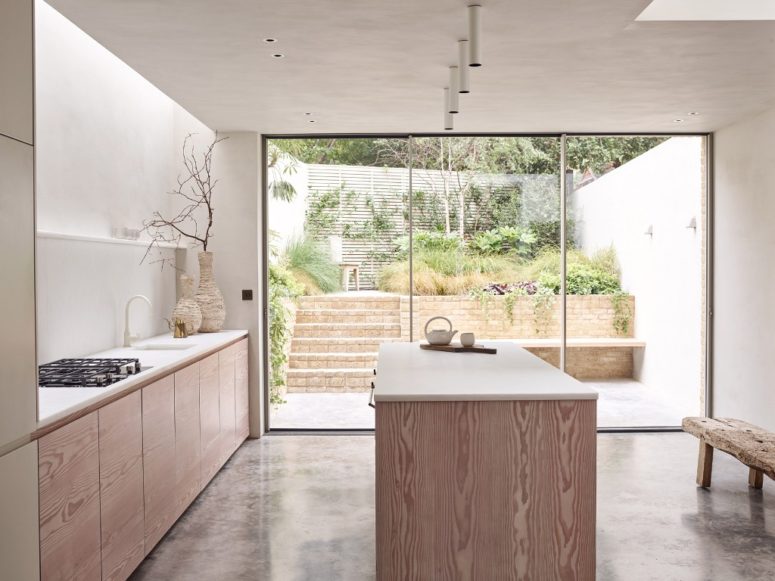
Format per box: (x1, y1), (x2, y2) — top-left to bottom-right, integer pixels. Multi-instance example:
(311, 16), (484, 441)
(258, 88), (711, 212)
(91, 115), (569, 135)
(172, 273), (202, 334)
(195, 251), (226, 332)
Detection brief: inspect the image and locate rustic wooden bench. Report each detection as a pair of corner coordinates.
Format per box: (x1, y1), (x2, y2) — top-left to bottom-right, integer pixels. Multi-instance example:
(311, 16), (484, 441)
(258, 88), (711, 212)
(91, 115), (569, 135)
(683, 417), (775, 489)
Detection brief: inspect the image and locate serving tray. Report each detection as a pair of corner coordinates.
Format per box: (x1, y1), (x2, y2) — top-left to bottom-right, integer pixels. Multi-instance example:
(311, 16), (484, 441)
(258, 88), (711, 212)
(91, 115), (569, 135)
(420, 343), (497, 355)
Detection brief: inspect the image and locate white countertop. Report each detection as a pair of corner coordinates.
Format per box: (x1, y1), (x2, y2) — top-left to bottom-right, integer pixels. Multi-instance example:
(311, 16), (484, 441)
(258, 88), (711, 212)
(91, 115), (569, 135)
(38, 330), (248, 426)
(374, 342), (598, 402)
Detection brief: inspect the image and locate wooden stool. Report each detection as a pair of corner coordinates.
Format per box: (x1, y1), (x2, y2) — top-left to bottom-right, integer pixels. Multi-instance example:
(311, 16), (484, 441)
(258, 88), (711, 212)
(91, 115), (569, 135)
(340, 263), (360, 291)
(683, 417), (775, 490)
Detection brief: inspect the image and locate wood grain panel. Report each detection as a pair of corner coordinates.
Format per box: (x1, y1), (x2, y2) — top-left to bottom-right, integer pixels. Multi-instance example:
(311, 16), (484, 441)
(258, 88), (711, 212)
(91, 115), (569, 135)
(375, 399), (596, 581)
(98, 391), (144, 581)
(219, 346), (237, 463)
(175, 362), (201, 518)
(142, 375), (176, 554)
(199, 353), (221, 487)
(235, 339), (250, 442)
(39, 412), (101, 581)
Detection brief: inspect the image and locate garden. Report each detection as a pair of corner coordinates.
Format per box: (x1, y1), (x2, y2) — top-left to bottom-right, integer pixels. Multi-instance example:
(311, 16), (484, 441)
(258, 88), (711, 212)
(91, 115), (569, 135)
(266, 136), (661, 404)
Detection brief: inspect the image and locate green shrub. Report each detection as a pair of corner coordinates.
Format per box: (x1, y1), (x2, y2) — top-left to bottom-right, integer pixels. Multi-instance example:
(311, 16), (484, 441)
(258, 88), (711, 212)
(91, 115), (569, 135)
(393, 232), (464, 258)
(268, 264), (301, 405)
(284, 235), (341, 295)
(529, 246), (621, 295)
(469, 226), (537, 258)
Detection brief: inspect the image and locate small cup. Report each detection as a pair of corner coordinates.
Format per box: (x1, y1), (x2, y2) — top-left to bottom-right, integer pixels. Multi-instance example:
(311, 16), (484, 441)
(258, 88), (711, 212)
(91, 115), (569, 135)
(460, 332), (476, 347)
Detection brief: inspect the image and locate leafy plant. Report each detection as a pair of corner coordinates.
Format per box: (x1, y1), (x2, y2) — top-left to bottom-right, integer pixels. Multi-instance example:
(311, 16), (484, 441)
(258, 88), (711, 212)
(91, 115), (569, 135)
(611, 291), (633, 336)
(532, 286), (556, 335)
(284, 235), (341, 295)
(268, 264), (302, 405)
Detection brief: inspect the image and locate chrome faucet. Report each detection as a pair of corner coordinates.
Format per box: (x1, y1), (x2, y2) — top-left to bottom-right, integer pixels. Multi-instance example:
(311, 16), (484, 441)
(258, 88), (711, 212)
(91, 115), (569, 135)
(124, 295), (152, 347)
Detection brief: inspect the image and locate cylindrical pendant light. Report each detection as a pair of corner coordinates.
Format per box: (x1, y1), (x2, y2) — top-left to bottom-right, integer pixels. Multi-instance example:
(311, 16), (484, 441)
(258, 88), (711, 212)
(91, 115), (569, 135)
(448, 66), (459, 113)
(444, 88), (454, 130)
(468, 4), (482, 67)
(458, 40), (470, 93)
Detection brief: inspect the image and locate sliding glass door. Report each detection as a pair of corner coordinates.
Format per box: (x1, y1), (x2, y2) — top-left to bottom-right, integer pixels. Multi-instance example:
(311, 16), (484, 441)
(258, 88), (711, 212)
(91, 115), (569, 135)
(264, 134), (708, 431)
(565, 135), (707, 427)
(266, 138), (409, 429)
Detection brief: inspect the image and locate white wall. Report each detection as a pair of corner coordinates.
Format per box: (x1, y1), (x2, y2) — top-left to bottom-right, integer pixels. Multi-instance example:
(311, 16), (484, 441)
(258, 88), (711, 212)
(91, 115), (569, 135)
(571, 137), (704, 415)
(35, 0), (214, 361)
(714, 106), (775, 430)
(183, 133), (263, 435)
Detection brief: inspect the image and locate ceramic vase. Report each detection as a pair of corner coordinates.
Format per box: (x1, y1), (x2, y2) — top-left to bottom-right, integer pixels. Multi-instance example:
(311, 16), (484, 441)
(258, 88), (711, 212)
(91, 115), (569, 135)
(195, 251), (226, 332)
(172, 273), (202, 335)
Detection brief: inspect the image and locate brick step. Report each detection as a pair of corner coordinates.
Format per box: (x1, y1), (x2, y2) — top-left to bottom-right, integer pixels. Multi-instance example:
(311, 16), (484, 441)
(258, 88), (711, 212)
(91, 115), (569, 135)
(289, 352), (378, 370)
(298, 295), (400, 311)
(286, 368), (374, 393)
(291, 337), (402, 353)
(295, 309), (400, 325)
(292, 323), (401, 338)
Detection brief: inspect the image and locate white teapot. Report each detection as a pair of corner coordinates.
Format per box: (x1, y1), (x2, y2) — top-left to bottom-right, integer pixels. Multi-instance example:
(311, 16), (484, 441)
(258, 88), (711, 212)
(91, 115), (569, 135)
(424, 316), (458, 346)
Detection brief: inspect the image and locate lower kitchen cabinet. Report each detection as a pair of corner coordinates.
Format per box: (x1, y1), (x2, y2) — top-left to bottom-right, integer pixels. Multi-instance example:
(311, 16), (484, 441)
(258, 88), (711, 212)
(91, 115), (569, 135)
(219, 345), (237, 462)
(200, 353), (221, 487)
(174, 362), (201, 519)
(98, 391), (144, 581)
(235, 339), (249, 441)
(39, 412), (101, 581)
(142, 375), (177, 554)
(37, 337), (250, 581)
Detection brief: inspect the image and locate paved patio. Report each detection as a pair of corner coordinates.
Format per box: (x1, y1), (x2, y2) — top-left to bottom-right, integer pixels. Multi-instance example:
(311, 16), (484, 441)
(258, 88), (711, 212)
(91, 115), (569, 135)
(270, 378), (700, 430)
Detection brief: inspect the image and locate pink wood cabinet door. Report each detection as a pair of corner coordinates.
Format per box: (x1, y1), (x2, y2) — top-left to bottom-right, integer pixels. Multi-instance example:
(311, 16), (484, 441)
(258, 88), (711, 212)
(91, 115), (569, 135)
(174, 362), (201, 519)
(235, 339), (250, 443)
(98, 391), (144, 581)
(142, 375), (176, 554)
(219, 345), (237, 463)
(39, 412), (102, 581)
(199, 353), (221, 487)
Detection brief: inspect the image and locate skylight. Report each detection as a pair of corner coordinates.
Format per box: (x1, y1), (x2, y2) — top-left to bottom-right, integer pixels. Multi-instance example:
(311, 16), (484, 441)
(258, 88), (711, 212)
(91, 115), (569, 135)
(637, 0), (775, 21)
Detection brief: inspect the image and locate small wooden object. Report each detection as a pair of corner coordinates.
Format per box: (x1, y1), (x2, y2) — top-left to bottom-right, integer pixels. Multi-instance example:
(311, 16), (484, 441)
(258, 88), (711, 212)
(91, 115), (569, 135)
(420, 343), (497, 354)
(683, 416), (775, 490)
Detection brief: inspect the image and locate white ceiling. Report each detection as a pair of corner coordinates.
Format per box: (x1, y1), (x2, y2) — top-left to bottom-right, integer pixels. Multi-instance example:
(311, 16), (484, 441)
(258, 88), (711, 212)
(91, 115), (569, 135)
(45, 0), (775, 134)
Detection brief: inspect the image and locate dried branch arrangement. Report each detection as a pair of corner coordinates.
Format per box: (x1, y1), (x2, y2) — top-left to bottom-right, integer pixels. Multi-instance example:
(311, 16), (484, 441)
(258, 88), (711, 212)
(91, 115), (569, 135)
(143, 133), (227, 266)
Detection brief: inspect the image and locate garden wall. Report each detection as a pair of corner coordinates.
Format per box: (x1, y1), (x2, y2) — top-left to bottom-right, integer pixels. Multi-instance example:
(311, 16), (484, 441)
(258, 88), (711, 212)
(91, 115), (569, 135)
(400, 294), (635, 341)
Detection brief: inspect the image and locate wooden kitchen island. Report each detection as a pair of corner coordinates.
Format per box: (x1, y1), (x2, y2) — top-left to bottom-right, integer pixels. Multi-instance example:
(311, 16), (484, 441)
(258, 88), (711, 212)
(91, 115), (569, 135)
(374, 342), (597, 581)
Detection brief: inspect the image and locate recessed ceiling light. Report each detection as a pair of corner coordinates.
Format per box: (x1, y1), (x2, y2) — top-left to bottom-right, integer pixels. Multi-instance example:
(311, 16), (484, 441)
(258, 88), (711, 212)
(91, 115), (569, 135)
(688, 111), (700, 116)
(263, 38), (277, 43)
(673, 119), (684, 123)
(304, 112), (312, 116)
(308, 120), (316, 123)
(272, 53), (284, 59)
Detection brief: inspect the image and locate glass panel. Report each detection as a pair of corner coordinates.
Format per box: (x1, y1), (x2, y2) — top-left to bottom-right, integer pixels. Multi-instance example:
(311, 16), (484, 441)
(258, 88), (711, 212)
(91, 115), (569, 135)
(564, 135), (707, 427)
(266, 138), (409, 429)
(406, 136), (562, 368)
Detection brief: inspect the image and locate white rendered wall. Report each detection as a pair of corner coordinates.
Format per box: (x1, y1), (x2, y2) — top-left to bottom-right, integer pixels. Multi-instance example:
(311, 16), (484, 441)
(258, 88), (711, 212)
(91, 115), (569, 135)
(34, 1), (213, 361)
(571, 137), (704, 417)
(714, 106), (775, 431)
(182, 133), (263, 435)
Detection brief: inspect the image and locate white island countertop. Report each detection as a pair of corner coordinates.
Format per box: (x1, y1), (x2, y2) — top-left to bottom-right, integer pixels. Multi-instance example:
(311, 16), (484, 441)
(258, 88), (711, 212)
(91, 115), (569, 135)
(38, 330), (248, 430)
(374, 341), (598, 402)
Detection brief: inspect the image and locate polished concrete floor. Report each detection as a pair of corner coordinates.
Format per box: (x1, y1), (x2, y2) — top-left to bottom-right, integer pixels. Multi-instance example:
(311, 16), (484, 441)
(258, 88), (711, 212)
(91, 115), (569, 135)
(131, 433), (775, 581)
(271, 379), (696, 429)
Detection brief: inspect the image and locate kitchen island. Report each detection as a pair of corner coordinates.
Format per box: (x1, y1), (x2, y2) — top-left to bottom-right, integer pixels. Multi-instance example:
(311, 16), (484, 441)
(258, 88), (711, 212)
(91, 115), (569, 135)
(374, 341), (597, 581)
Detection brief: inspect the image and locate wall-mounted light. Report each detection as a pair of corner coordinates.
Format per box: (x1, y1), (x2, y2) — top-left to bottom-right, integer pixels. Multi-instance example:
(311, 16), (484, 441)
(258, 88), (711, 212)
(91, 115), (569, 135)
(448, 67), (460, 113)
(644, 225), (653, 237)
(444, 88), (454, 130)
(468, 5), (482, 67)
(458, 40), (470, 93)
(686, 217), (697, 231)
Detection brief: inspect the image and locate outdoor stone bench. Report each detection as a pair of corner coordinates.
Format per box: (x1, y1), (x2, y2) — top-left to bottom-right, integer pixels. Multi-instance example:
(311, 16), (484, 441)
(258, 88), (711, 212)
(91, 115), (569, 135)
(683, 417), (775, 490)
